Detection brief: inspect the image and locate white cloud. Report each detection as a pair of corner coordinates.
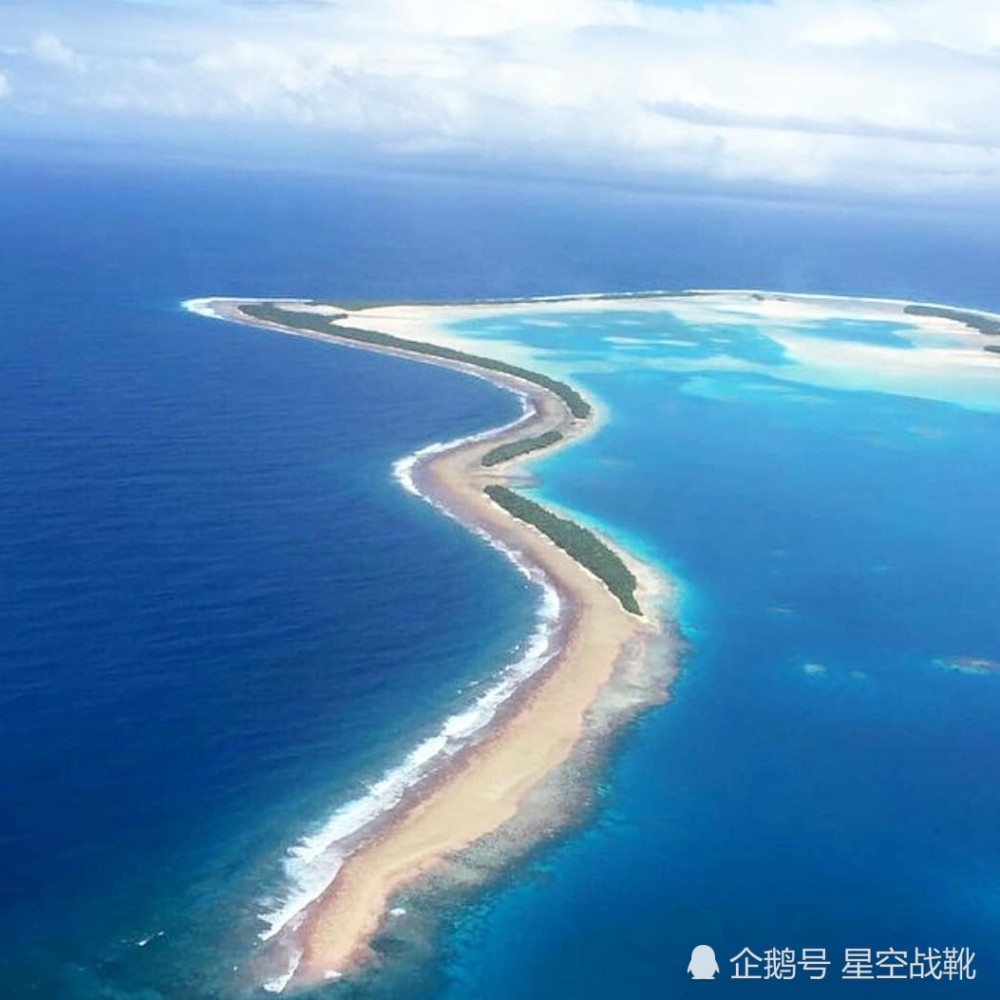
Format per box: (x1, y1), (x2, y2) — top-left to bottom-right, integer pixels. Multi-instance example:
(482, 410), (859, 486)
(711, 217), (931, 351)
(31, 32), (82, 69)
(6, 0), (1000, 194)
(0, 71), (10, 100)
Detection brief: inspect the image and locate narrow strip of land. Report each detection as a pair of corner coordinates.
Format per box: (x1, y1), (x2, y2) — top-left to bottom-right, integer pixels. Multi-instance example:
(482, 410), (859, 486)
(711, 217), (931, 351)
(240, 302), (592, 418)
(481, 429), (563, 468)
(202, 298), (665, 988)
(903, 303), (1000, 337)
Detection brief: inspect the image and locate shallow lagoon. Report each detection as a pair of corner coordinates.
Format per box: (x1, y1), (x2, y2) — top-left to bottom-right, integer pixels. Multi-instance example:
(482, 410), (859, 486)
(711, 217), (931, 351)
(421, 297), (1000, 998)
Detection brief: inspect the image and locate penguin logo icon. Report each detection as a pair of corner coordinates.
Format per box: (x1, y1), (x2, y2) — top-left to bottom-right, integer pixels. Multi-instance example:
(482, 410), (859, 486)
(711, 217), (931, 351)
(688, 945), (720, 980)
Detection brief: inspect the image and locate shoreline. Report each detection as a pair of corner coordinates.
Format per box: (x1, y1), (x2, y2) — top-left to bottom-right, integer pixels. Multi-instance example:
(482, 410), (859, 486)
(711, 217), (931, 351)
(184, 286), (1000, 321)
(183, 284), (1000, 990)
(189, 298), (669, 990)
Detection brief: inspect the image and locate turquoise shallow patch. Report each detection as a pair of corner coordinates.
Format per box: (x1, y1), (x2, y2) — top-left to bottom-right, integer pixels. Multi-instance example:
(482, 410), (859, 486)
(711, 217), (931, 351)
(436, 300), (1000, 1000)
(451, 309), (792, 367)
(790, 317), (916, 349)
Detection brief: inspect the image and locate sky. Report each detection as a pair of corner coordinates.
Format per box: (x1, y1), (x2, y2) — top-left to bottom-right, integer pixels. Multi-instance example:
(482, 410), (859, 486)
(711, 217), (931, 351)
(1, 0), (999, 197)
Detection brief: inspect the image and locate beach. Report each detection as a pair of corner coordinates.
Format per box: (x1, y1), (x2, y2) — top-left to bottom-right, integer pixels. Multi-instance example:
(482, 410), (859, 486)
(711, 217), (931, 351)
(190, 287), (1000, 992)
(195, 298), (668, 988)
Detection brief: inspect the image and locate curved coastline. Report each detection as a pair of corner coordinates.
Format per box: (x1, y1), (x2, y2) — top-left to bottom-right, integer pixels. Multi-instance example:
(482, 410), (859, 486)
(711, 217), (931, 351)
(185, 297), (670, 991)
(182, 284), (1000, 992)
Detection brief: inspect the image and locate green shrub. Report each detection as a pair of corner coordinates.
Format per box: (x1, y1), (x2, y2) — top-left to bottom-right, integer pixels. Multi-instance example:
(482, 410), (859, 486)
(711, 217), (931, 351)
(481, 431), (563, 468)
(484, 486), (640, 615)
(904, 304), (1000, 336)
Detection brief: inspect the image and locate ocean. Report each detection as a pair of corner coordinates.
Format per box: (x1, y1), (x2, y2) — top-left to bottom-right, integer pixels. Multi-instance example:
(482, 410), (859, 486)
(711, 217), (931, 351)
(2, 151), (999, 998)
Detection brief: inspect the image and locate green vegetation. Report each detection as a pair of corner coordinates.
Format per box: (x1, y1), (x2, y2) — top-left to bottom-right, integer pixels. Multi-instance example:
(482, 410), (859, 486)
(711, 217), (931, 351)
(240, 302), (591, 419)
(904, 304), (1000, 336)
(484, 485), (640, 615)
(481, 431), (563, 468)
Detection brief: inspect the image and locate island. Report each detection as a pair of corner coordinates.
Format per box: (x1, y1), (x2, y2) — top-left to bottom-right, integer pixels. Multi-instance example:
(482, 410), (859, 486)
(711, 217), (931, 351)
(186, 297), (672, 990)
(903, 303), (1000, 353)
(903, 303), (1000, 336)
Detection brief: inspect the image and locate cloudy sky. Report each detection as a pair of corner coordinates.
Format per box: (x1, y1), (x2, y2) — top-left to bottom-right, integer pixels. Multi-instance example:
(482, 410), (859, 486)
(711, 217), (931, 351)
(1, 0), (998, 195)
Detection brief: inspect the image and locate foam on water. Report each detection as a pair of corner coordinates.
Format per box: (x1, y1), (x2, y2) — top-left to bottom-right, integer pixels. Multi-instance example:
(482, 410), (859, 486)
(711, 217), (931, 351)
(261, 948), (302, 995)
(181, 298), (225, 320)
(256, 577), (562, 943)
(181, 297), (303, 320)
(255, 396), (563, 947)
(391, 392), (533, 501)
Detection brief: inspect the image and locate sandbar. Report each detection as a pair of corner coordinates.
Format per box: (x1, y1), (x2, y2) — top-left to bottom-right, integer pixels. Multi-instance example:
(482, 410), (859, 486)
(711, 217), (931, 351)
(197, 298), (669, 989)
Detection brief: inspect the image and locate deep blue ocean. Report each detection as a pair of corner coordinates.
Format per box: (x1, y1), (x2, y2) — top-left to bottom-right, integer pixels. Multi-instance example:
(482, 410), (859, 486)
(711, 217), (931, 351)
(2, 151), (999, 999)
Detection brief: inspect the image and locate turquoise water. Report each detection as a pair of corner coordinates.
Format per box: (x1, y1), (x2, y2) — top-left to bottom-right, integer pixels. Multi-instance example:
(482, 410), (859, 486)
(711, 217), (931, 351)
(416, 301), (1000, 997)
